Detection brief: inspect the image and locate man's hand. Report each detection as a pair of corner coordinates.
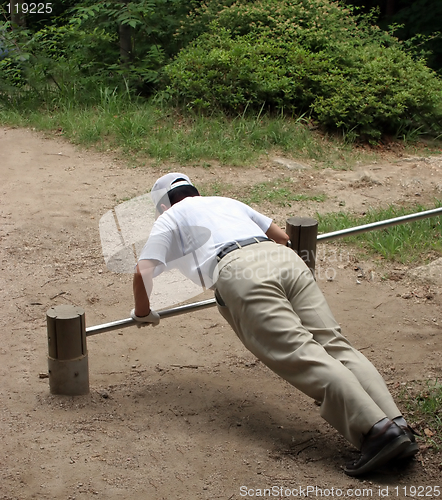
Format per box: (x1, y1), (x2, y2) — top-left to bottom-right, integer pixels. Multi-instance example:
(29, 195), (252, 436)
(130, 309), (160, 327)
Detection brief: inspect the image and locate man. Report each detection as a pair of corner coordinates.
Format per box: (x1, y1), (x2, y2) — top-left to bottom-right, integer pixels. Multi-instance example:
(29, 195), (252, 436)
(131, 172), (418, 476)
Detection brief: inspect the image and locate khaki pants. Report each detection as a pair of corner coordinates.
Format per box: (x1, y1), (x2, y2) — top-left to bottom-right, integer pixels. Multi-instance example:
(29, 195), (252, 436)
(214, 241), (401, 448)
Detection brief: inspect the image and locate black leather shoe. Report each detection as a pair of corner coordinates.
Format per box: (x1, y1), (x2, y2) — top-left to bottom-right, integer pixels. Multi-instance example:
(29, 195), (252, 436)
(344, 420), (411, 476)
(397, 425), (419, 459)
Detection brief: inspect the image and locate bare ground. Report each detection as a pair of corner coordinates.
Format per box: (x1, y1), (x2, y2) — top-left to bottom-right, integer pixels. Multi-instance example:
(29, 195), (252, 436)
(1, 126), (441, 500)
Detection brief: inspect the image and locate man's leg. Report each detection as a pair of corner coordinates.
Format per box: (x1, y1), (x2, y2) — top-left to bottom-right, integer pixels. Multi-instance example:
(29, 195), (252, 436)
(279, 249), (403, 423)
(289, 276), (419, 460)
(216, 243), (386, 448)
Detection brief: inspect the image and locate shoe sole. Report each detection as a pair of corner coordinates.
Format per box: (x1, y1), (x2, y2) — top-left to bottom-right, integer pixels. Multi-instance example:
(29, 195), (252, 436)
(397, 441), (419, 460)
(344, 435), (411, 477)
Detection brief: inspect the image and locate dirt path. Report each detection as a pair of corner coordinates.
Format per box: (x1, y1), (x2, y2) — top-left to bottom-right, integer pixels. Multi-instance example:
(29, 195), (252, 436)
(1, 126), (441, 499)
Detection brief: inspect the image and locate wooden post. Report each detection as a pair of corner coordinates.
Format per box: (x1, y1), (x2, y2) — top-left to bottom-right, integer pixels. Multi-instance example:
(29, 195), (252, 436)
(46, 305), (89, 395)
(286, 216), (318, 276)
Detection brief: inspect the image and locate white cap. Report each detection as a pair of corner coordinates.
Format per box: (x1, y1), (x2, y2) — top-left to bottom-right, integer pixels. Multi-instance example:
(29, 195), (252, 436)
(150, 172), (193, 210)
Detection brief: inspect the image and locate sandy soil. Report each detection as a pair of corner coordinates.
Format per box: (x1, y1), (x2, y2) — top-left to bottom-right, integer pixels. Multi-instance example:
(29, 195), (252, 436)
(1, 125), (441, 500)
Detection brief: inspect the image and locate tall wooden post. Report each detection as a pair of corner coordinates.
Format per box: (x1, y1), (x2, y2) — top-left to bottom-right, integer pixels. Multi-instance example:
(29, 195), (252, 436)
(46, 305), (89, 395)
(286, 216), (318, 276)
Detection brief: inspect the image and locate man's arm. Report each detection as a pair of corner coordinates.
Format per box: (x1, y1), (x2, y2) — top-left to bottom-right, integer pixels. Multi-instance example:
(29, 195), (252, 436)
(266, 222), (290, 245)
(133, 260), (157, 317)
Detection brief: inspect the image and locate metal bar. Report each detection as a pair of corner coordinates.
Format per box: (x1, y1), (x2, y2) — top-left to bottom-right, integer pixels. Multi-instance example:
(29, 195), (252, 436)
(86, 207), (442, 336)
(317, 207), (442, 243)
(86, 298), (217, 336)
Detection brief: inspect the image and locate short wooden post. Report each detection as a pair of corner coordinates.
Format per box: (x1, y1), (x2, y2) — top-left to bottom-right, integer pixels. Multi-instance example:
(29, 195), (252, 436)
(286, 217), (318, 276)
(46, 305), (89, 395)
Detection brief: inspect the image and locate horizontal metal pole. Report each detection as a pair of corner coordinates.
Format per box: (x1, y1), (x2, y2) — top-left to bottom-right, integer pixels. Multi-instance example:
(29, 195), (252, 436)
(86, 298), (216, 336)
(317, 207), (442, 243)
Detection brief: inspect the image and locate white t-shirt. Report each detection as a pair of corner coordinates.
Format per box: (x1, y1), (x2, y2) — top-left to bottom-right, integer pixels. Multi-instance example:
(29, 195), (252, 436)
(138, 196), (272, 287)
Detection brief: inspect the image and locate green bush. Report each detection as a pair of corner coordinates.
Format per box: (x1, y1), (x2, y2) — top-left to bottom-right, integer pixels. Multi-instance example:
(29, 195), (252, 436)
(163, 28), (323, 112)
(0, 0), (190, 104)
(0, 23), (120, 107)
(163, 0), (442, 140)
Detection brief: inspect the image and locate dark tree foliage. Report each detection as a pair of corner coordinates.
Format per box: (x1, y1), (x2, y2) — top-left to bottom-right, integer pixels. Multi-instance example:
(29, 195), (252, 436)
(1, 0), (77, 28)
(0, 0), (195, 96)
(342, 0), (442, 74)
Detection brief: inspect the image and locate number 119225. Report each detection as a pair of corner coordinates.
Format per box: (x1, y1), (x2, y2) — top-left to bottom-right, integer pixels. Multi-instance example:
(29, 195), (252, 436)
(8, 3), (52, 14)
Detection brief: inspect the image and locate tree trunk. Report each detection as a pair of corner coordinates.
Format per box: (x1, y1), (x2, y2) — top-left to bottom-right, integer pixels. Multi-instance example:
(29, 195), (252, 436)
(10, 0), (26, 28)
(119, 22), (132, 65)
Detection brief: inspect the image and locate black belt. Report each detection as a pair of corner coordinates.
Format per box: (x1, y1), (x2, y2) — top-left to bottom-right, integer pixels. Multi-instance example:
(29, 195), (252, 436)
(217, 237), (271, 262)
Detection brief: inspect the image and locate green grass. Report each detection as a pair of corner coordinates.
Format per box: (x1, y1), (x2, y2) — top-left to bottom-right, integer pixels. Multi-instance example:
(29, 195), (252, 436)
(0, 88), (371, 169)
(199, 177), (326, 207)
(317, 203), (442, 264)
(399, 380), (442, 451)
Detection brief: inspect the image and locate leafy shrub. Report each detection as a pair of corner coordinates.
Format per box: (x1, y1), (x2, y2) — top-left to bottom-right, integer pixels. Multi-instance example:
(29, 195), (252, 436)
(0, 23), (119, 107)
(163, 27), (324, 112)
(176, 0), (384, 49)
(0, 0), (193, 105)
(67, 0), (192, 93)
(163, 0), (442, 140)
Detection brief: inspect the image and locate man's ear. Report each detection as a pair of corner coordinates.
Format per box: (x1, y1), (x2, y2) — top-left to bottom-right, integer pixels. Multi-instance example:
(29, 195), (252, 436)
(160, 203), (169, 213)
